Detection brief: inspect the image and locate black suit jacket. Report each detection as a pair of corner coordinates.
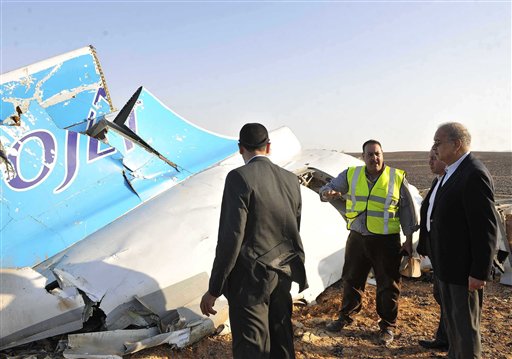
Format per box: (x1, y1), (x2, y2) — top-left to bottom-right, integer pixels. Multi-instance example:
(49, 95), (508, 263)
(416, 177), (438, 257)
(429, 153), (498, 285)
(208, 156), (307, 305)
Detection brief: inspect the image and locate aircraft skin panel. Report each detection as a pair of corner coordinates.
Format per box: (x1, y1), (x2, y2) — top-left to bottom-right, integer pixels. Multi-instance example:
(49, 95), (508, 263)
(140, 87), (236, 140)
(134, 89), (238, 175)
(37, 54), (102, 101)
(1, 47), (95, 84)
(298, 186), (348, 301)
(0, 101), (144, 267)
(1, 45), (113, 128)
(108, 87), (238, 201)
(47, 87), (111, 129)
(96, 119), (184, 202)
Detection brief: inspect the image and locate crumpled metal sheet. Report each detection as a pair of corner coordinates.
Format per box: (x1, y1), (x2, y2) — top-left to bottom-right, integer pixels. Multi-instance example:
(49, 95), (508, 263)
(63, 327), (160, 358)
(0, 267), (85, 350)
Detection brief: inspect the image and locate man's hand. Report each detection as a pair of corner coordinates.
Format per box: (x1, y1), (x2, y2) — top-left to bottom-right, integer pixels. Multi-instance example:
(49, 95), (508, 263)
(200, 291), (218, 317)
(468, 276), (486, 291)
(321, 189), (342, 201)
(400, 237), (413, 257)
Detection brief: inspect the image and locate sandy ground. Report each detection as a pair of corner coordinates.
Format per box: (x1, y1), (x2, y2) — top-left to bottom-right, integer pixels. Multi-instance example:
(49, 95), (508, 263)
(129, 279), (512, 359)
(127, 151), (512, 359)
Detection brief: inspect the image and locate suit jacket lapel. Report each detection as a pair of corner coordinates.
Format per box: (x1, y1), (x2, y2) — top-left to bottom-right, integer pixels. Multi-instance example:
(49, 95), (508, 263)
(423, 177), (438, 207)
(431, 153), (473, 213)
(420, 177), (438, 228)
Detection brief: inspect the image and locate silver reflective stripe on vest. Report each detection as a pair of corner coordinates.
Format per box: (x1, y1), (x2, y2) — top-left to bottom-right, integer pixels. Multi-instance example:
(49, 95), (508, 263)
(350, 167), (363, 212)
(368, 195), (386, 204)
(367, 210), (397, 218)
(383, 167), (397, 234)
(368, 195), (398, 206)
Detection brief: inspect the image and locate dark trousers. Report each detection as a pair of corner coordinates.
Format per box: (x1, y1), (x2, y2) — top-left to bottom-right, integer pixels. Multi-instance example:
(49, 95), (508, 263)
(425, 233), (449, 344)
(229, 271), (295, 359)
(438, 279), (483, 359)
(339, 231), (402, 330)
(432, 275), (448, 344)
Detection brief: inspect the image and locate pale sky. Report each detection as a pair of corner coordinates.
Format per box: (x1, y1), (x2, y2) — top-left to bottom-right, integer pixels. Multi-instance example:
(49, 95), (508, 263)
(1, 0), (511, 151)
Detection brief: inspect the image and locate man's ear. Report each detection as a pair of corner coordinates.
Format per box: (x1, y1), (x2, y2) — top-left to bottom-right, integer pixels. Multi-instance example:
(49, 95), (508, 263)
(238, 143), (244, 155)
(265, 142), (271, 154)
(453, 139), (463, 153)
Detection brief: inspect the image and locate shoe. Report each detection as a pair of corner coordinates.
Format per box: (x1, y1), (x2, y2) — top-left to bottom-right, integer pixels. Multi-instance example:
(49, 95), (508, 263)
(325, 318), (347, 332)
(378, 329), (394, 345)
(418, 339), (449, 351)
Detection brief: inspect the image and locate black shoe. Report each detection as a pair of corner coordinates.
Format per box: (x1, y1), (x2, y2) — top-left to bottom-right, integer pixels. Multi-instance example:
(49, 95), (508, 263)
(378, 329), (394, 345)
(418, 339), (449, 351)
(326, 318), (348, 332)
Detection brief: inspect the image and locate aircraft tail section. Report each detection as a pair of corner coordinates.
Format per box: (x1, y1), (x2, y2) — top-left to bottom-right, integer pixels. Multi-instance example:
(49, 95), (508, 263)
(0, 49), (238, 268)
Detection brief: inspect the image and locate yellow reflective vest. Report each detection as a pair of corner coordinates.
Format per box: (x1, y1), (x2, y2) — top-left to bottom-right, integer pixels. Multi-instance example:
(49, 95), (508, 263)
(345, 166), (405, 235)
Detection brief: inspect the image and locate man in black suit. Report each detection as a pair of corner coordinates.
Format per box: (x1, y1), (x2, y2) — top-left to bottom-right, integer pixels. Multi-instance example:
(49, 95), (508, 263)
(429, 122), (497, 359)
(200, 123), (307, 359)
(417, 149), (449, 351)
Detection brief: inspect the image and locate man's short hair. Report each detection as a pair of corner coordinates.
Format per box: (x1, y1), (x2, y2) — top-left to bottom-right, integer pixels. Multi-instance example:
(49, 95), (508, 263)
(239, 123), (269, 151)
(438, 122), (471, 148)
(362, 139), (382, 153)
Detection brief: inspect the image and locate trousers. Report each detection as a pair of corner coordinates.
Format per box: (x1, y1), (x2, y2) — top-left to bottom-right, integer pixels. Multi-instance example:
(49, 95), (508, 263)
(339, 231), (402, 330)
(438, 279), (483, 359)
(432, 274), (448, 343)
(229, 271), (295, 359)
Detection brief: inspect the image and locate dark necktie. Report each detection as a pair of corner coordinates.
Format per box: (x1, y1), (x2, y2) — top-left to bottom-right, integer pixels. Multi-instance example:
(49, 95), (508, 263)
(438, 174), (446, 188)
(432, 174), (445, 203)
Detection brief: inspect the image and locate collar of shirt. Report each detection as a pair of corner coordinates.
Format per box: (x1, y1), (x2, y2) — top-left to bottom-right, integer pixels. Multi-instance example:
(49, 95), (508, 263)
(245, 154), (267, 164)
(443, 151), (470, 185)
(365, 165), (385, 184)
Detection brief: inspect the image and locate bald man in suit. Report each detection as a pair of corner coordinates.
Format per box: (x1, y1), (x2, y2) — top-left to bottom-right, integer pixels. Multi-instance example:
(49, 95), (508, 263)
(429, 122), (497, 359)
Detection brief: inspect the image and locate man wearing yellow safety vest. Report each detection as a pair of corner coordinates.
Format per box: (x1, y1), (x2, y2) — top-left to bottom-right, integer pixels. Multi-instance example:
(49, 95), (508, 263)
(319, 139), (418, 346)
